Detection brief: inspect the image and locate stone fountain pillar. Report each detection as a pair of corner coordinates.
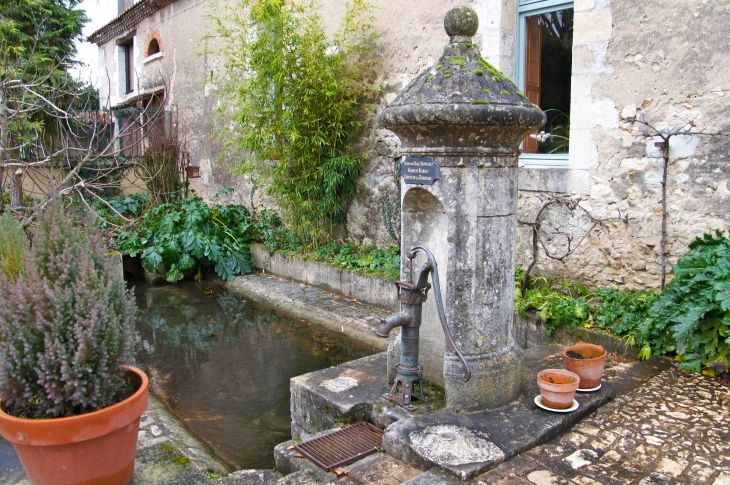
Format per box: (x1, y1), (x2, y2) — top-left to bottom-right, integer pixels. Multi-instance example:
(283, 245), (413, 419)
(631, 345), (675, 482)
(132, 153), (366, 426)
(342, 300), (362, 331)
(378, 6), (545, 411)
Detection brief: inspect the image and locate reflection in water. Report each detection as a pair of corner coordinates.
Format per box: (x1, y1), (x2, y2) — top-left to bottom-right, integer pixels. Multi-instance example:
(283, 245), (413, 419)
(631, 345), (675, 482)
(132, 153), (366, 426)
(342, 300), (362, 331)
(132, 281), (374, 470)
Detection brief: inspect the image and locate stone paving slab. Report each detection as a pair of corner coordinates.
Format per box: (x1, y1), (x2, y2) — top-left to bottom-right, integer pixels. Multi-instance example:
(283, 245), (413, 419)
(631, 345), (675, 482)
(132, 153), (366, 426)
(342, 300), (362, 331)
(472, 364), (730, 485)
(227, 272), (394, 351)
(400, 468), (461, 484)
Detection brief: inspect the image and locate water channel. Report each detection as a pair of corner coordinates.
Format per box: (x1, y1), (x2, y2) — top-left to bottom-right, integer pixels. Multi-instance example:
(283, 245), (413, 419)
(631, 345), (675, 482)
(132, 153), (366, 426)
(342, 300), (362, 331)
(131, 281), (375, 470)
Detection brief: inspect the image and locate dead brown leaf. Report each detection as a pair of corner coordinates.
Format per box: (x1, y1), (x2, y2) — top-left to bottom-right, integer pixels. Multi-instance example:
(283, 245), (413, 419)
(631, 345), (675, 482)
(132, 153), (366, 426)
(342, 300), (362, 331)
(333, 467), (350, 477)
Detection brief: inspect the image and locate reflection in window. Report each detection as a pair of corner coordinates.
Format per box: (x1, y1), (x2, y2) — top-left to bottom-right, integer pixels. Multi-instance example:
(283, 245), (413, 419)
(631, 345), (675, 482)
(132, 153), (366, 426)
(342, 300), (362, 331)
(523, 8), (573, 155)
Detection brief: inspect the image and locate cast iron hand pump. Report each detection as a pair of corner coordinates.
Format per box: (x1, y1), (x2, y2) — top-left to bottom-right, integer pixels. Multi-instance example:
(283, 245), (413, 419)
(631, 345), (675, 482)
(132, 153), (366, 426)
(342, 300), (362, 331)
(377, 246), (471, 409)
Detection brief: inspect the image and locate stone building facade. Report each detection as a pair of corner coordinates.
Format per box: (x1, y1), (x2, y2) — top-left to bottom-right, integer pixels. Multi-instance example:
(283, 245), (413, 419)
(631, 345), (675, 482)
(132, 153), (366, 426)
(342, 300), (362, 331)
(90, 0), (730, 291)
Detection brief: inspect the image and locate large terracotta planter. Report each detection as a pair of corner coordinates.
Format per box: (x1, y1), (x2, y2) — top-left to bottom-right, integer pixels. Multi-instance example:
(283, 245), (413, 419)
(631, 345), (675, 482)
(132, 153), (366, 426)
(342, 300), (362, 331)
(537, 369), (580, 409)
(0, 366), (148, 485)
(563, 342), (607, 389)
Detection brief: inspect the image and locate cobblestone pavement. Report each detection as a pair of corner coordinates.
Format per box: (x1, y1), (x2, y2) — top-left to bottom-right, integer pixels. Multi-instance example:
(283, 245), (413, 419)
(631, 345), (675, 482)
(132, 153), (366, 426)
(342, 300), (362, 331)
(474, 365), (730, 485)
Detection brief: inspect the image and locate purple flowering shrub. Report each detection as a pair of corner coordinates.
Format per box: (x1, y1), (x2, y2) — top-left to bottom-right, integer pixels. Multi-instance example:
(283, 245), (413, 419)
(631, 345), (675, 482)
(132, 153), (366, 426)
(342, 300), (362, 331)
(0, 202), (137, 417)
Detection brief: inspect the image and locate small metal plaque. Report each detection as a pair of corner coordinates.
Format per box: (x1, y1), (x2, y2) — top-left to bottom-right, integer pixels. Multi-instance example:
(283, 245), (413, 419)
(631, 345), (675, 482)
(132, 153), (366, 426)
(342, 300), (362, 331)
(402, 157), (440, 185)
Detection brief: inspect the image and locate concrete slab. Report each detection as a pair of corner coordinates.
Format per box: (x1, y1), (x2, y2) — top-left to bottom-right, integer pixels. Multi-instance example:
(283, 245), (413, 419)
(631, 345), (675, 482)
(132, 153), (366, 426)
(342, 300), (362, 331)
(272, 471), (320, 485)
(274, 437), (424, 485)
(215, 470), (281, 485)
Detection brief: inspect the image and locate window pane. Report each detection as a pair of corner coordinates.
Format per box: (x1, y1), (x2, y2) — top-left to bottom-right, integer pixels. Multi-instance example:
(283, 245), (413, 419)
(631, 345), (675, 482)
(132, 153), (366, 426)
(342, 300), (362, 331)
(524, 8), (573, 155)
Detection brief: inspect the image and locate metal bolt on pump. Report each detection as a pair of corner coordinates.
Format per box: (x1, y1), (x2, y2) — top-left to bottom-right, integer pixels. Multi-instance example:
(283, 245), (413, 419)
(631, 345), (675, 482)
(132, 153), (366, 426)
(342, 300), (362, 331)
(376, 246), (471, 410)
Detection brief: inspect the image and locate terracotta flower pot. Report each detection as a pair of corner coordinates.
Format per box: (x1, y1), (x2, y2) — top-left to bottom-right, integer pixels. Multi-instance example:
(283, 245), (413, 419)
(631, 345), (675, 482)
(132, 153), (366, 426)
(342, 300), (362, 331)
(537, 369), (580, 409)
(563, 342), (607, 389)
(0, 366), (148, 485)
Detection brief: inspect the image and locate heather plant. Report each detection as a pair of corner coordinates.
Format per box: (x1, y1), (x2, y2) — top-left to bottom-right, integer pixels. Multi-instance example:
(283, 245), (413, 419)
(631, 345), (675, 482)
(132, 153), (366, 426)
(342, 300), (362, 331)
(0, 212), (28, 281)
(0, 201), (137, 418)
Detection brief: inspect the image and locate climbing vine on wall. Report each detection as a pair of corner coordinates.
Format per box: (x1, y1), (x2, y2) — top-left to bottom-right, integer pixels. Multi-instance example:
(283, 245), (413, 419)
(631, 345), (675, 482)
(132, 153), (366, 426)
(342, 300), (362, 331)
(518, 194), (627, 292)
(209, 0), (381, 246)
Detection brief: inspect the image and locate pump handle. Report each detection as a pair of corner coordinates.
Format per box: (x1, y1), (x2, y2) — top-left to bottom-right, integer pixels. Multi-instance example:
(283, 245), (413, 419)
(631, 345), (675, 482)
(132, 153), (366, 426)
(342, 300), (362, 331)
(407, 247), (472, 382)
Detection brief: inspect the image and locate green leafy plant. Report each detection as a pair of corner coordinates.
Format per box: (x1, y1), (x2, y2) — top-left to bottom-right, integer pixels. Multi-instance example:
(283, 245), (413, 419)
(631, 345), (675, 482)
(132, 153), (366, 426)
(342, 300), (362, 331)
(0, 212), (28, 280)
(0, 201), (136, 417)
(541, 108), (570, 154)
(253, 210), (300, 254)
(640, 230), (730, 374)
(591, 288), (657, 336)
(312, 241), (400, 281)
(209, 0), (381, 245)
(517, 281), (590, 335)
(92, 191), (151, 228)
(115, 193), (254, 282)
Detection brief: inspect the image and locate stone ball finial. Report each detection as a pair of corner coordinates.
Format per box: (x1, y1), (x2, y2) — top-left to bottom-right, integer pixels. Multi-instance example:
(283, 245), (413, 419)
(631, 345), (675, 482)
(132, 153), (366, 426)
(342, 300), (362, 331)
(444, 6), (479, 38)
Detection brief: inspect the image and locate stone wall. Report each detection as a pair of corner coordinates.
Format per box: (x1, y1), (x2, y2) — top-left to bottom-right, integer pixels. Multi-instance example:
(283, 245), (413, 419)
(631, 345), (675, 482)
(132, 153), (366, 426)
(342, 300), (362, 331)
(515, 0), (730, 290)
(94, 0), (730, 291)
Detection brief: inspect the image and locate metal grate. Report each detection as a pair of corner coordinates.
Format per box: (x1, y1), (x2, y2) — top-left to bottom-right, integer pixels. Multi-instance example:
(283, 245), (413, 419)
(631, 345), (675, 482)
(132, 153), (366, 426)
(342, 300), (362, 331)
(294, 422), (384, 471)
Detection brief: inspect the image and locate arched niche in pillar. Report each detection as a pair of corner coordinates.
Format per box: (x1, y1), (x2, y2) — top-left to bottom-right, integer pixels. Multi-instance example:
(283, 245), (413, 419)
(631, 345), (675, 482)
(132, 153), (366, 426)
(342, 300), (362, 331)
(401, 187), (448, 386)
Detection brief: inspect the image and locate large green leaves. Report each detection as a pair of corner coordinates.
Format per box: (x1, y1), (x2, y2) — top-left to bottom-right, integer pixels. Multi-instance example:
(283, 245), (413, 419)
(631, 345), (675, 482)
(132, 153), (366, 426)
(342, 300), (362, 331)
(641, 230), (730, 374)
(115, 195), (253, 282)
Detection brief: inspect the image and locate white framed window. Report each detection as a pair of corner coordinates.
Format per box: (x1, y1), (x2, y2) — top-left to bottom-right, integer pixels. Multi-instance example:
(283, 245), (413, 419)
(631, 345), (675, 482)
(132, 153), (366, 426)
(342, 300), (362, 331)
(516, 0), (573, 167)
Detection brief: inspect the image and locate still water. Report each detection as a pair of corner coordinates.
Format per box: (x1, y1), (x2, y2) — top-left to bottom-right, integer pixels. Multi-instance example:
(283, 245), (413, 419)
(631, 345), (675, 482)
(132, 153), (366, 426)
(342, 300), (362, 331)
(132, 281), (375, 470)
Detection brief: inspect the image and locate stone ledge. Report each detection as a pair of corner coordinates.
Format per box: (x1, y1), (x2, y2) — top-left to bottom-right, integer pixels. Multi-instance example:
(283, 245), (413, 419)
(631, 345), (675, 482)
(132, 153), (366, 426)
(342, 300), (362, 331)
(225, 274), (394, 352)
(290, 353), (390, 440)
(514, 312), (640, 359)
(250, 244), (399, 310)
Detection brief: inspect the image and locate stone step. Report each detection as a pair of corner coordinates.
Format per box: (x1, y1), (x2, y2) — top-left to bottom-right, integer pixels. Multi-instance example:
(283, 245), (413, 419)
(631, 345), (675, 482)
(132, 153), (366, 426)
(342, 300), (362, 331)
(290, 352), (396, 439)
(382, 350), (673, 481)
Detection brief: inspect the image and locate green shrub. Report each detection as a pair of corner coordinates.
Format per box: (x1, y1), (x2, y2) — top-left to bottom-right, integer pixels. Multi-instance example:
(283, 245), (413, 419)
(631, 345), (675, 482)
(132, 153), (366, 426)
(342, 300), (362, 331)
(591, 288), (657, 334)
(253, 210), (300, 254)
(515, 231), (730, 375)
(0, 212), (28, 280)
(210, 0), (381, 244)
(249, 210), (401, 281)
(93, 191), (151, 228)
(313, 241), (400, 281)
(640, 230), (730, 374)
(115, 194), (253, 282)
(0, 201), (136, 417)
(516, 281), (590, 336)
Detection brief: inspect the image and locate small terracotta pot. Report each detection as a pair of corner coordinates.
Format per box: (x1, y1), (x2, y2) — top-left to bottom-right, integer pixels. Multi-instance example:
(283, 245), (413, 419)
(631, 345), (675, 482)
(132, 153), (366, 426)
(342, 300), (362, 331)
(0, 366), (148, 485)
(563, 342), (607, 389)
(537, 369), (580, 409)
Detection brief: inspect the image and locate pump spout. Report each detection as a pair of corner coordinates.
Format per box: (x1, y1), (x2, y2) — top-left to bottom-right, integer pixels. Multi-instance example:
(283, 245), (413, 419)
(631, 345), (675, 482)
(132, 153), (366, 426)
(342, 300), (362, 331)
(376, 311), (412, 338)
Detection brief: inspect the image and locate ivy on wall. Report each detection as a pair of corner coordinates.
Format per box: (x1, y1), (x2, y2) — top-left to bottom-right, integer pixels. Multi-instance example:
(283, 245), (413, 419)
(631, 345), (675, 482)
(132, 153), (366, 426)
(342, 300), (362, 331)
(209, 0), (381, 246)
